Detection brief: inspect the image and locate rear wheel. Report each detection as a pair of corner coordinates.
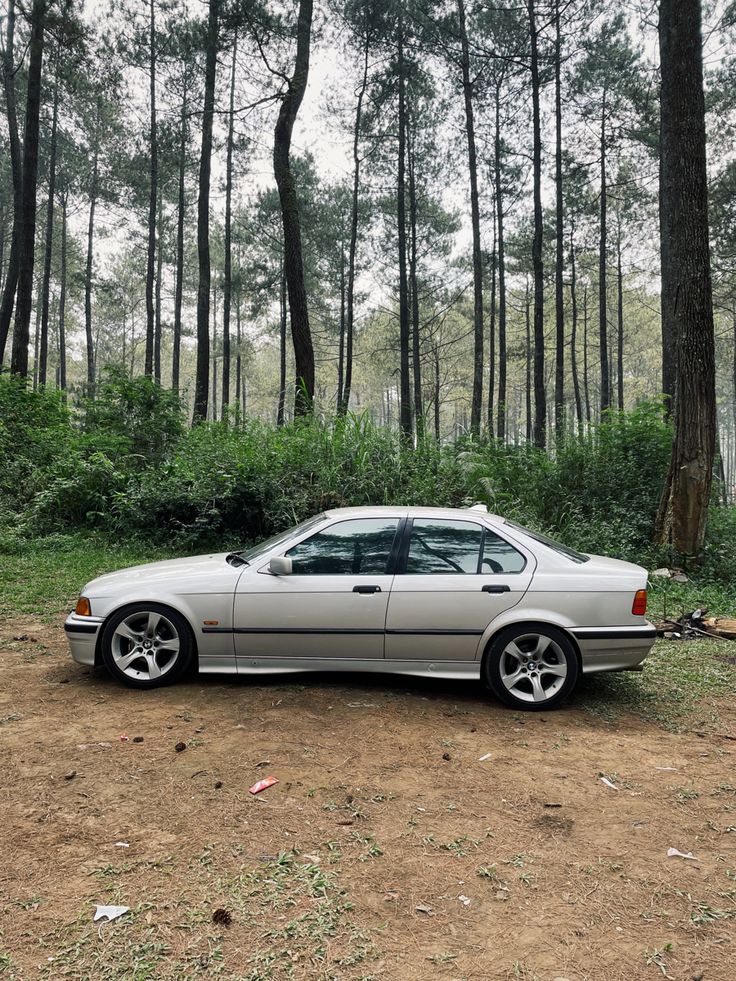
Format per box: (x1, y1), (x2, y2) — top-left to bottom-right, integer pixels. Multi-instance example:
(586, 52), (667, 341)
(101, 603), (194, 689)
(485, 625), (578, 711)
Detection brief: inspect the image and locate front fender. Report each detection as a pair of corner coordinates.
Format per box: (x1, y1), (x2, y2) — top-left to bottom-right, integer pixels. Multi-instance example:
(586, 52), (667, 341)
(90, 590), (234, 663)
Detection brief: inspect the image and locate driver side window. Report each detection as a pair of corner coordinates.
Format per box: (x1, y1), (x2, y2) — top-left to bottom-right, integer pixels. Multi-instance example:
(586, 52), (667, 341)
(285, 518), (399, 575)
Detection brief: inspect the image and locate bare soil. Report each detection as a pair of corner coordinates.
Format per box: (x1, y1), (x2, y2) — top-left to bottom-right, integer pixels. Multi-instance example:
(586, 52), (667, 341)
(1, 618), (735, 981)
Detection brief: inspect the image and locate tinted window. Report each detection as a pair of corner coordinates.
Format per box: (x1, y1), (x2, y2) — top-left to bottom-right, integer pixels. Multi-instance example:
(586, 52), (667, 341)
(286, 519), (399, 575)
(406, 519), (483, 574)
(482, 530), (526, 574)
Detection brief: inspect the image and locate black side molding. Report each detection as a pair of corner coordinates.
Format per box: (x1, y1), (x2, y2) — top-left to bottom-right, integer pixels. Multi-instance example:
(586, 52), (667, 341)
(571, 627), (657, 640)
(64, 622), (100, 635)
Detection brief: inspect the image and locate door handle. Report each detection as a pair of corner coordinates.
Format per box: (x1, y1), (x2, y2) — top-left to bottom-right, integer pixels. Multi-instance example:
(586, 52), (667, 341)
(353, 584), (381, 594)
(482, 584), (510, 593)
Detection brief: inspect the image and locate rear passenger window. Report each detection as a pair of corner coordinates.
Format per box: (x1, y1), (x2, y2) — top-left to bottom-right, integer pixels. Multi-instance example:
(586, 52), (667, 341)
(404, 519), (526, 575)
(406, 519), (483, 574)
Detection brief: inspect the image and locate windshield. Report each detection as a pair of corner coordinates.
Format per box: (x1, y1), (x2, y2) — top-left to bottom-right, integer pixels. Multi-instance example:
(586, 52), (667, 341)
(237, 514), (327, 564)
(504, 520), (589, 564)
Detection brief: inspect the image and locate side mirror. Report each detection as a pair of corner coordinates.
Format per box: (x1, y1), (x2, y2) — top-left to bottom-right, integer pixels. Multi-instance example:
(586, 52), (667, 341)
(269, 556), (293, 576)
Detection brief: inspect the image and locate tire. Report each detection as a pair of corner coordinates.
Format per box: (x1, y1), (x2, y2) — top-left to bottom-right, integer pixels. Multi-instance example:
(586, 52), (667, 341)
(484, 624), (579, 711)
(100, 603), (195, 690)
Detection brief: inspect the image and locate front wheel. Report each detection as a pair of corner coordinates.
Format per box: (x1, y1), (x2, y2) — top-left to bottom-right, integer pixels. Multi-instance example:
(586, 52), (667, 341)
(484, 625), (579, 711)
(100, 603), (195, 689)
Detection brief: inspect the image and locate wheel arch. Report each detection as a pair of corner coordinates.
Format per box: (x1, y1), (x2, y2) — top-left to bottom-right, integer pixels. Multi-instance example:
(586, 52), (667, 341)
(94, 598), (200, 667)
(479, 618), (583, 677)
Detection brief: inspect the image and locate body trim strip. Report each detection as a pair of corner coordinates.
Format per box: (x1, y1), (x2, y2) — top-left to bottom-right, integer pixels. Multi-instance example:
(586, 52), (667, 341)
(202, 626), (485, 637)
(64, 622), (100, 635)
(571, 627), (657, 640)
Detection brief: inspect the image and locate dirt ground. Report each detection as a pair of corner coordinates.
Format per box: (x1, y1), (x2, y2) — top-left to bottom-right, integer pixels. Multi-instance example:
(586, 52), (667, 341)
(1, 618), (735, 981)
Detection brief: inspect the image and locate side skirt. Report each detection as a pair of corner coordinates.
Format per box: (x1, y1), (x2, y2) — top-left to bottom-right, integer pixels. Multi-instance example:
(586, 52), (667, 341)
(203, 657), (482, 682)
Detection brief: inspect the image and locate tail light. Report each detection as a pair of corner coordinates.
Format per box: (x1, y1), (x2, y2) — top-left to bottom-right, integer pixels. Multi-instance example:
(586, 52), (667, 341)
(632, 589), (647, 616)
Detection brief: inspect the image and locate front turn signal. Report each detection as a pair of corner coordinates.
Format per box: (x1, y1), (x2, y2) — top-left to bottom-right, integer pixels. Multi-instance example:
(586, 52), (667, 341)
(632, 589), (647, 616)
(75, 596), (91, 617)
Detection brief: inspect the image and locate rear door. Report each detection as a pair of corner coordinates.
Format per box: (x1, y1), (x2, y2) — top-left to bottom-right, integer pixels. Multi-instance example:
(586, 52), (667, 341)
(233, 516), (403, 662)
(385, 517), (535, 662)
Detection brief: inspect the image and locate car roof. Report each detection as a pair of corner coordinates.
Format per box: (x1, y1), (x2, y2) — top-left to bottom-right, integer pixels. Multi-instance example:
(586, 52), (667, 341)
(323, 505), (506, 525)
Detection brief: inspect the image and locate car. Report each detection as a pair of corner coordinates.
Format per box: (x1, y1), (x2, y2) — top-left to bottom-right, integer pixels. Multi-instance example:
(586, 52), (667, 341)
(65, 505), (656, 710)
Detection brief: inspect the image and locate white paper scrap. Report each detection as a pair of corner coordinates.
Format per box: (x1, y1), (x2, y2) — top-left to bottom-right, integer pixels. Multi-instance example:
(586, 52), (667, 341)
(93, 905), (129, 923)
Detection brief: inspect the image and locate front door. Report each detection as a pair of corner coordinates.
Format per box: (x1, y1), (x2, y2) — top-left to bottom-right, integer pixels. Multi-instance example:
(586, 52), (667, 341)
(233, 516), (402, 662)
(385, 517), (535, 662)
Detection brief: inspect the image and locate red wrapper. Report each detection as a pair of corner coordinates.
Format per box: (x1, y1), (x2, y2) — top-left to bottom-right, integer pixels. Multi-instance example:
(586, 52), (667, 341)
(248, 776), (279, 795)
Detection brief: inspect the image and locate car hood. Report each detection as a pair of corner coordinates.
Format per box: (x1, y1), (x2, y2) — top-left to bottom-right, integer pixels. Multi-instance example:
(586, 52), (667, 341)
(85, 553), (240, 596)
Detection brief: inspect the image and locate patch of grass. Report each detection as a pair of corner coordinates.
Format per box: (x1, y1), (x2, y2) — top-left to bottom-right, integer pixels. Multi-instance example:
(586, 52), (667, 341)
(575, 638), (736, 730)
(35, 851), (378, 980)
(0, 533), (174, 620)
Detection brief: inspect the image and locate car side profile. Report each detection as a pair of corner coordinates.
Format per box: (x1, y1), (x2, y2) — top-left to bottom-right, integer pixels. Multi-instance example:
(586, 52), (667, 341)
(65, 506), (656, 710)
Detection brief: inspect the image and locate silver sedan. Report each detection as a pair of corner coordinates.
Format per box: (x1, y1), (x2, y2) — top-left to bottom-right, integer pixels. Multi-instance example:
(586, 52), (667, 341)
(65, 505), (656, 710)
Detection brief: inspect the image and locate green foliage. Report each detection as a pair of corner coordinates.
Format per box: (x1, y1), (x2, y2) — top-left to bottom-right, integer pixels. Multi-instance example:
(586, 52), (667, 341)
(81, 367), (185, 465)
(0, 375), (71, 518)
(1, 390), (734, 595)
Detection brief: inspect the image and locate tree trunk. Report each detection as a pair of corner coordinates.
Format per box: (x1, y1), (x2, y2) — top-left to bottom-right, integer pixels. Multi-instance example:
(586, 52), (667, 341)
(408, 124), (423, 438)
(554, 0), (565, 437)
(144, 0), (157, 378)
(154, 188), (163, 383)
(659, 151), (676, 414)
(458, 0), (484, 434)
(11, 0), (46, 378)
(0, 0), (22, 365)
(193, 0), (219, 423)
(235, 284), (242, 425)
(528, 0), (546, 449)
(396, 11), (412, 438)
(487, 194), (496, 435)
(599, 89), (610, 414)
(273, 0), (315, 416)
(569, 226), (583, 433)
(58, 186), (67, 391)
(222, 31), (237, 419)
(39, 63), (59, 387)
(494, 83), (508, 442)
(525, 276), (532, 443)
(337, 240), (345, 408)
(434, 345), (441, 439)
(277, 261), (286, 426)
(211, 285), (218, 421)
(655, 0), (716, 555)
(85, 135), (98, 391)
(616, 225), (624, 411)
(341, 20), (370, 417)
(172, 66), (188, 393)
(582, 283), (591, 424)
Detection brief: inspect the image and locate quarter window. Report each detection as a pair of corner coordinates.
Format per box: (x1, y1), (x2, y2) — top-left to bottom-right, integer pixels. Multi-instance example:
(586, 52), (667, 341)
(285, 519), (399, 576)
(482, 530), (526, 573)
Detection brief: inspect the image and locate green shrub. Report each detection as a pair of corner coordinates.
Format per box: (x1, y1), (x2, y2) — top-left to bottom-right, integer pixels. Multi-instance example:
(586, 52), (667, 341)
(81, 367), (185, 466)
(0, 374), (71, 513)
